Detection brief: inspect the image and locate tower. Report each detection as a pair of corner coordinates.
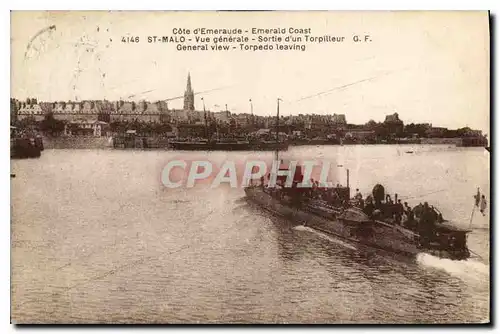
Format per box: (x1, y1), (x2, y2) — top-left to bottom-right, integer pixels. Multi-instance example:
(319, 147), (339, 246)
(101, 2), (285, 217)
(183, 72), (195, 111)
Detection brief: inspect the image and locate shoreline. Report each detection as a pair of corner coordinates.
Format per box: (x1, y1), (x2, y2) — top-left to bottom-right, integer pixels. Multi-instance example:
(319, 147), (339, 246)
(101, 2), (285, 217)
(39, 136), (486, 150)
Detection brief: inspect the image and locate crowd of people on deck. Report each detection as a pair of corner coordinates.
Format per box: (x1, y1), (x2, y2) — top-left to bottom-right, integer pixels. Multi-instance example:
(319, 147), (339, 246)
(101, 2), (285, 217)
(251, 172), (488, 251)
(353, 188), (442, 228)
(255, 174), (488, 238)
(258, 174), (443, 237)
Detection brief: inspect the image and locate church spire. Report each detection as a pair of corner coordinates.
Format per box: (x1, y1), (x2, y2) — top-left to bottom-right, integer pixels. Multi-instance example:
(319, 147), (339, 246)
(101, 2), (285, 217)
(183, 72), (195, 111)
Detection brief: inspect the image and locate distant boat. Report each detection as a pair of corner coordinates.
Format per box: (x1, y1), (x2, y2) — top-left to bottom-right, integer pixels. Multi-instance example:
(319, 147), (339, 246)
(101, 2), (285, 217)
(405, 151), (414, 154)
(10, 126), (43, 159)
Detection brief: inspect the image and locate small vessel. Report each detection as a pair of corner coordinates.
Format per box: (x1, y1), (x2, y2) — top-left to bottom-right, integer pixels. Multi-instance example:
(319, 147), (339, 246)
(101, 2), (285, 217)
(250, 140), (289, 151)
(169, 139), (215, 150)
(457, 136), (489, 148)
(213, 138), (251, 151)
(169, 138), (289, 151)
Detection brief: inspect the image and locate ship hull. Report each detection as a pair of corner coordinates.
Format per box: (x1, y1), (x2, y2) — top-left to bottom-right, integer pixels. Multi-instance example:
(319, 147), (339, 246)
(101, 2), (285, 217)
(169, 141), (288, 151)
(245, 187), (469, 260)
(213, 142), (252, 151)
(251, 142), (289, 151)
(170, 141), (215, 150)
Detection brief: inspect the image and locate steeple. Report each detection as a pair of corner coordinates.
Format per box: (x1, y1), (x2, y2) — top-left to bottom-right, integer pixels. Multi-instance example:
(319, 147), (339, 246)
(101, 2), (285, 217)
(186, 72), (192, 92)
(183, 72), (195, 111)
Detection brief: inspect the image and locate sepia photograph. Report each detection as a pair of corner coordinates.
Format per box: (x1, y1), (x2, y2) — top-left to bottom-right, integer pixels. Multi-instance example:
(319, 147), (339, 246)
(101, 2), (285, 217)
(10, 10), (490, 324)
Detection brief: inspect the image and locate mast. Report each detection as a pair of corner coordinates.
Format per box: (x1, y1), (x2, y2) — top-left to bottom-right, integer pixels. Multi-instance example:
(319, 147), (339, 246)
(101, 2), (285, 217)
(201, 97), (208, 139)
(249, 98), (254, 128)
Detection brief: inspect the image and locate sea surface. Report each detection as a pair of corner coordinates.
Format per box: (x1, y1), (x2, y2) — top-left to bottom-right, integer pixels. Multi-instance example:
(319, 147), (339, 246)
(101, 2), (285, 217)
(11, 145), (490, 324)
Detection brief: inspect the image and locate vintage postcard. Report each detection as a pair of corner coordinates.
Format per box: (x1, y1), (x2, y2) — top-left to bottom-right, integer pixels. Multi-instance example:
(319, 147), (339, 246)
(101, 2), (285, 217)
(10, 11), (490, 324)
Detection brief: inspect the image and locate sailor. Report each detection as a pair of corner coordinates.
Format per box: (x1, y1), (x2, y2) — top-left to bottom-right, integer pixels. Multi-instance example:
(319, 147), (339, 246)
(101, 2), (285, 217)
(331, 190), (341, 206)
(414, 202), (423, 219)
(363, 196), (375, 217)
(395, 199), (404, 224)
(386, 194), (393, 204)
(418, 202), (435, 246)
(310, 179), (316, 198)
(358, 197), (365, 209)
(404, 202), (414, 221)
(480, 195), (487, 216)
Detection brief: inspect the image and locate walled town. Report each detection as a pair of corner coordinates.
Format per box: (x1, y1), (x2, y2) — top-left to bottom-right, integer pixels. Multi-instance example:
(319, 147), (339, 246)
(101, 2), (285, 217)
(10, 74), (488, 147)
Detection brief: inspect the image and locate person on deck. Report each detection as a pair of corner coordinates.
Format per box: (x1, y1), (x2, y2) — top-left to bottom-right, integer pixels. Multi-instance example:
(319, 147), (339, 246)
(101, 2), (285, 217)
(331, 191), (341, 207)
(418, 202), (435, 246)
(395, 199), (404, 224)
(404, 202), (413, 221)
(363, 196), (375, 218)
(414, 203), (423, 219)
(353, 188), (363, 208)
(355, 188), (362, 200)
(386, 194), (393, 204)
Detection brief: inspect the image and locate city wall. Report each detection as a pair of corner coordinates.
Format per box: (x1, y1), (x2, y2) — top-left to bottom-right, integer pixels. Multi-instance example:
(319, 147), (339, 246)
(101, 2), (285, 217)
(43, 136), (113, 149)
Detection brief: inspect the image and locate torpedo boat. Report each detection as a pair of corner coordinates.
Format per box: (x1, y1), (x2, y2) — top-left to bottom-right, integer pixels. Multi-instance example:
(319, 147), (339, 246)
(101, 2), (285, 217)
(245, 178), (471, 260)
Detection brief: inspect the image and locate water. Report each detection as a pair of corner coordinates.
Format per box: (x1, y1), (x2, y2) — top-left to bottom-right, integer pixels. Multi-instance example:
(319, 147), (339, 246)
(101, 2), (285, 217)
(11, 145), (490, 324)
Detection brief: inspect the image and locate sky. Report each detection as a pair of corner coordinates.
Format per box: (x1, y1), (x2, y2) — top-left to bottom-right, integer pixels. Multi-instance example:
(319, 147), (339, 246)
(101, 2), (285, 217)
(11, 11), (490, 133)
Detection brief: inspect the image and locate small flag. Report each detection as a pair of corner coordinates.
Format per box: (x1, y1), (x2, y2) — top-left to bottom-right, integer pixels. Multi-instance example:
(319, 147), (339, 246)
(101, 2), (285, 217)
(474, 188), (480, 207)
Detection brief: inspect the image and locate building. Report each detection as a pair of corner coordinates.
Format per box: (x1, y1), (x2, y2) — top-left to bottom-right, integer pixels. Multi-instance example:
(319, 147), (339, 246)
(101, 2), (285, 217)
(332, 114), (347, 125)
(64, 120), (109, 136)
(426, 126), (447, 138)
(49, 101), (100, 122)
(234, 113), (251, 127)
(384, 113), (402, 123)
(384, 112), (404, 135)
(462, 127), (483, 137)
(17, 102), (44, 121)
(345, 129), (376, 141)
(168, 109), (189, 123)
(183, 72), (195, 111)
(213, 110), (231, 123)
(111, 101), (162, 123)
(176, 123), (206, 138)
